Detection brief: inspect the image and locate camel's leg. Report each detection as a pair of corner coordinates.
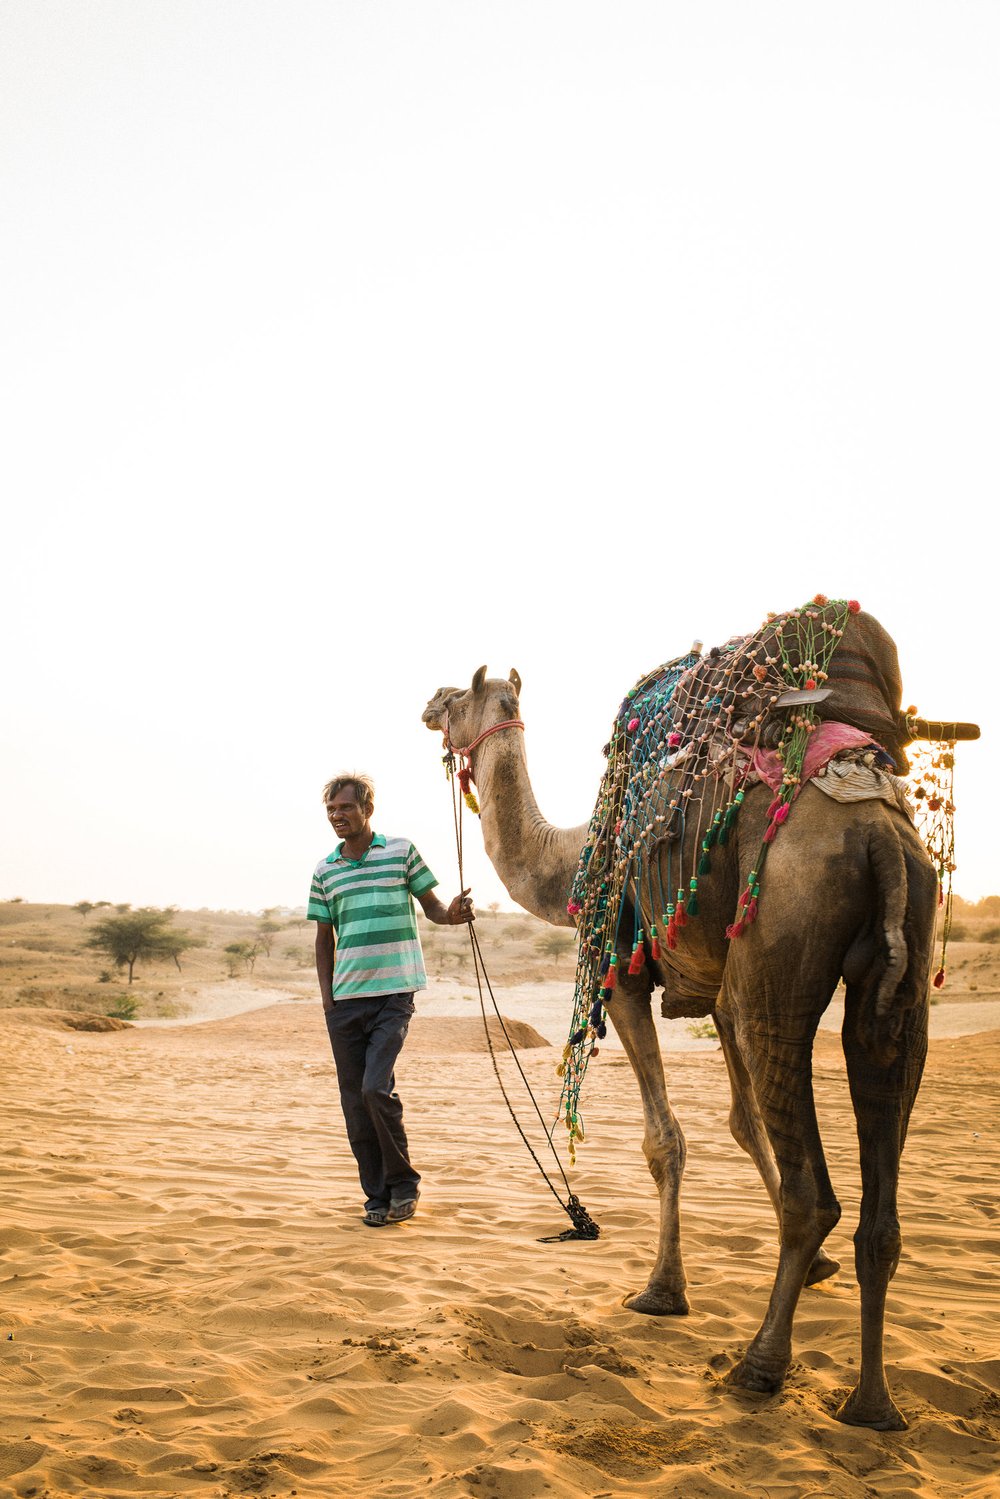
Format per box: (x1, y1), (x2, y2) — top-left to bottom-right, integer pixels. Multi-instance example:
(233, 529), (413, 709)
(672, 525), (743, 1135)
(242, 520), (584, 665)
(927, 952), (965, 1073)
(834, 991), (927, 1430)
(714, 1008), (839, 1287)
(719, 988), (842, 1394)
(605, 974), (690, 1316)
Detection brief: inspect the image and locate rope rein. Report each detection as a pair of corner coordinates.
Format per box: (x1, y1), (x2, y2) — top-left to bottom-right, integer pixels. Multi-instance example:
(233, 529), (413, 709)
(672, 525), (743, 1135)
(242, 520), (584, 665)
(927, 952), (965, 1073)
(441, 723), (599, 1243)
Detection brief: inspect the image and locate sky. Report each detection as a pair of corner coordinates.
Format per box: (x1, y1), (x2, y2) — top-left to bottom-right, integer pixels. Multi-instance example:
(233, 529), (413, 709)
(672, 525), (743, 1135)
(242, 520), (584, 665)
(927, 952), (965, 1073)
(2, 1), (997, 915)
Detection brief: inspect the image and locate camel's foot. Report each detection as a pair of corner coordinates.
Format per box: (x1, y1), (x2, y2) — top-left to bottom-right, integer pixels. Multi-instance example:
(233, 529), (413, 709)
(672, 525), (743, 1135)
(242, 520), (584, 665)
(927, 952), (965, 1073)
(835, 1384), (907, 1430)
(622, 1285), (690, 1317)
(724, 1347), (789, 1395)
(804, 1249), (840, 1287)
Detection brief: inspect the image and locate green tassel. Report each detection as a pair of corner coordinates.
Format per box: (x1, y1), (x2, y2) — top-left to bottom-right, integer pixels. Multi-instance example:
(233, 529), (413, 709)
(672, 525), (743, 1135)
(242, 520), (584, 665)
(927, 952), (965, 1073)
(698, 851), (712, 876)
(687, 882), (699, 918)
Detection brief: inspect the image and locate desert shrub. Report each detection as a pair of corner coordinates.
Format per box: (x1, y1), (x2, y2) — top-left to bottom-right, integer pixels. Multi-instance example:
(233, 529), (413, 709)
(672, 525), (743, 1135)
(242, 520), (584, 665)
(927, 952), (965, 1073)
(980, 926), (1000, 944)
(686, 1019), (718, 1041)
(107, 993), (138, 1020)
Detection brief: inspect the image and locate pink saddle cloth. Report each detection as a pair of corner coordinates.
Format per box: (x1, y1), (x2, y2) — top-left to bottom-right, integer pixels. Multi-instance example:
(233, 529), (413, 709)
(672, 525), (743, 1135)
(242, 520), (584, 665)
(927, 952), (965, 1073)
(752, 722), (878, 793)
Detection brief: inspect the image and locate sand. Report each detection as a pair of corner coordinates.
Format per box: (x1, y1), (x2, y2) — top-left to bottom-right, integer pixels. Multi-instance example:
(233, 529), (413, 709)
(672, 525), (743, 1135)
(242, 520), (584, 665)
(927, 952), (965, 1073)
(1, 987), (998, 1499)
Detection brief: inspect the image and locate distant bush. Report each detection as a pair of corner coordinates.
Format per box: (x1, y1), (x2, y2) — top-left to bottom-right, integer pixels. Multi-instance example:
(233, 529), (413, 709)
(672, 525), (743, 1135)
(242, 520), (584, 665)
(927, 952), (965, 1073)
(686, 1020), (718, 1041)
(107, 994), (138, 1020)
(981, 926), (1000, 944)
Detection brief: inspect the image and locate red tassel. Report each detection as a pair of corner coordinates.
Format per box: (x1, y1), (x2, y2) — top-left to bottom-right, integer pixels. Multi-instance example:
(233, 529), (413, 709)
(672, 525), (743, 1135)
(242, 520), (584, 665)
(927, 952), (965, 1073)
(764, 822), (777, 843)
(650, 936), (661, 960)
(604, 963), (618, 991)
(726, 918), (746, 940)
(675, 901), (688, 929)
(766, 798), (782, 819)
(744, 897), (758, 924)
(457, 766), (473, 794)
(933, 968), (946, 989)
(774, 803), (790, 824)
(666, 922), (678, 950)
(628, 944), (645, 975)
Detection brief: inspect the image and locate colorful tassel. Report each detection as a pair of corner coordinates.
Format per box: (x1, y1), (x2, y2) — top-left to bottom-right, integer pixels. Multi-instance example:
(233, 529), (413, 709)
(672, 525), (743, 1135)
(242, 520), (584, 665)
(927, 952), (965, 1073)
(687, 878), (699, 918)
(628, 934), (646, 975)
(650, 925), (661, 960)
(933, 968), (946, 989)
(604, 955), (618, 991)
(674, 890), (688, 927)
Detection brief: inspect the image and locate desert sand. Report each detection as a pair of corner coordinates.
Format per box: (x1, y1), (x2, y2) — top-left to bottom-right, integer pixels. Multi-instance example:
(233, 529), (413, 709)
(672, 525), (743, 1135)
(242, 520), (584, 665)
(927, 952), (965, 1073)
(2, 983), (998, 1499)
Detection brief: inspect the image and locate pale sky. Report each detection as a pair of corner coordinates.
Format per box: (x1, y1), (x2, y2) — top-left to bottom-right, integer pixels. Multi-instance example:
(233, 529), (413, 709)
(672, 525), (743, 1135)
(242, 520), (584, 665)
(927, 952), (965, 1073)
(2, 2), (996, 914)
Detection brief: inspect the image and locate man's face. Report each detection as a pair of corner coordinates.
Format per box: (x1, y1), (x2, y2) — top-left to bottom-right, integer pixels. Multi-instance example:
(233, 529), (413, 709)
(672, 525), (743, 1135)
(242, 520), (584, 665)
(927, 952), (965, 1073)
(326, 788), (370, 840)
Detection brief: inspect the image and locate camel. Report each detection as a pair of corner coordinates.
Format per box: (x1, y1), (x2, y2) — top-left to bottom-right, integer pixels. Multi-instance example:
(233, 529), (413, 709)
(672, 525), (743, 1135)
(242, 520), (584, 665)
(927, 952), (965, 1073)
(423, 617), (977, 1430)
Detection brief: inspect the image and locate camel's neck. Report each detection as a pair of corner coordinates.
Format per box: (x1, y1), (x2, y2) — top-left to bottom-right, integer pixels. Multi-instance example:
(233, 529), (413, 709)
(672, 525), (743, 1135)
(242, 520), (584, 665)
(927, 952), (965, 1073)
(470, 731), (586, 928)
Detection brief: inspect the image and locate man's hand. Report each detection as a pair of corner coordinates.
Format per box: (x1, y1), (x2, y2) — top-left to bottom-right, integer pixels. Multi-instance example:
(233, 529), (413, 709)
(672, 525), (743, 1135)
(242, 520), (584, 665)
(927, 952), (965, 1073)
(418, 888), (475, 926)
(447, 888), (475, 925)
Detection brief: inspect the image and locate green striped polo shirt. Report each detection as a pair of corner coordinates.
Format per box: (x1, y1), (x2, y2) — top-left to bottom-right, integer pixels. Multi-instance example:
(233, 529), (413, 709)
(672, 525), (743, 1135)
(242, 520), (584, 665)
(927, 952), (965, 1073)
(307, 833), (438, 999)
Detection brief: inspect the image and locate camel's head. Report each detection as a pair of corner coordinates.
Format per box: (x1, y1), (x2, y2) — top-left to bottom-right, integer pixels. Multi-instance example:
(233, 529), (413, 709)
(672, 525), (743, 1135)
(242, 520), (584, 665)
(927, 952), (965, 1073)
(422, 666), (522, 751)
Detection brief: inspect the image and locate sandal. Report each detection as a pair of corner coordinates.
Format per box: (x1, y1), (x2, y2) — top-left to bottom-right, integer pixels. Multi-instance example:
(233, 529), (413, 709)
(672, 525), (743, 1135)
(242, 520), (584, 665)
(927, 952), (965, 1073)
(386, 1194), (419, 1223)
(363, 1208), (388, 1227)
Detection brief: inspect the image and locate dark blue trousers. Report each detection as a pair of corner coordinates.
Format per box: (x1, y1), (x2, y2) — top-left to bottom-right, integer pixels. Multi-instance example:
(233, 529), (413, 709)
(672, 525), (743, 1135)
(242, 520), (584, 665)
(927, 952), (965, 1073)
(324, 992), (420, 1214)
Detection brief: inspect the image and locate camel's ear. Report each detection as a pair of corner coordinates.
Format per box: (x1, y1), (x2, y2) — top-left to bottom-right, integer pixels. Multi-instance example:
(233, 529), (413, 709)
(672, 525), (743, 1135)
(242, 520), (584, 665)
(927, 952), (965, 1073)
(471, 665), (488, 693)
(509, 668), (522, 697)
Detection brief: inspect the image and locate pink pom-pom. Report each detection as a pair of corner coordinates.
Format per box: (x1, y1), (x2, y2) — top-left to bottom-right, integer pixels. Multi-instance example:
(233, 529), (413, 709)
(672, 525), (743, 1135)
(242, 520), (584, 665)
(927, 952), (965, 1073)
(667, 731), (682, 747)
(627, 717), (640, 732)
(567, 900), (581, 915)
(848, 599), (861, 614)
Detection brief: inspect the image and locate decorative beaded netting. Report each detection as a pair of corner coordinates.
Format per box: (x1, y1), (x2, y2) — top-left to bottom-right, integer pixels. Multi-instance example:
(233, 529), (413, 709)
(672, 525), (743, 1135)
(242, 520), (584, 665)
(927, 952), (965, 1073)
(556, 594), (863, 1159)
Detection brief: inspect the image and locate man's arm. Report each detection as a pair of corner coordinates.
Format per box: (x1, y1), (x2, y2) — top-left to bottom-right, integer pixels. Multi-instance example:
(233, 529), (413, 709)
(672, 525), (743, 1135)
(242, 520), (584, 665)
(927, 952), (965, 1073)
(315, 921), (336, 1010)
(418, 887), (475, 926)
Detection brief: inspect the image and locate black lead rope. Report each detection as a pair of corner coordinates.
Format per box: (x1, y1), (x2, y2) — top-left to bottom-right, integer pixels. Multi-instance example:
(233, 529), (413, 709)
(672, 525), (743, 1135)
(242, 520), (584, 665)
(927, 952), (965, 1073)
(445, 752), (600, 1242)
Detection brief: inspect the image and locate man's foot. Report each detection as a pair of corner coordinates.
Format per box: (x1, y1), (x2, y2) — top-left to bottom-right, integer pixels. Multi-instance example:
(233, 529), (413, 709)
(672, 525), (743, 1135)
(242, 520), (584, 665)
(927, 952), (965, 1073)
(386, 1193), (419, 1223)
(363, 1208), (388, 1227)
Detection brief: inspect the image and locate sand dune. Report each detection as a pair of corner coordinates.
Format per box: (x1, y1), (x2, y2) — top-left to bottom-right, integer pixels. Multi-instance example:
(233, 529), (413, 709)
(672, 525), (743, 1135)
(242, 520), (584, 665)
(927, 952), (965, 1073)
(1, 997), (998, 1498)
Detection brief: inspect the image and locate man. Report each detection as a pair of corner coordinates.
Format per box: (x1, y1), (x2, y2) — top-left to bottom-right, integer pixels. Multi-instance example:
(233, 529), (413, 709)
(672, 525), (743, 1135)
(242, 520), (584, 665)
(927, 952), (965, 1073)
(308, 772), (473, 1227)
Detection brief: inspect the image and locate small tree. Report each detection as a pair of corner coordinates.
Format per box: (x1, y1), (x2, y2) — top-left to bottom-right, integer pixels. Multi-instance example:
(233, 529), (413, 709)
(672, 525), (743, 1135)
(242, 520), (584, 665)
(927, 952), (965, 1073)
(224, 941), (260, 976)
(535, 932), (575, 959)
(72, 901), (96, 920)
(255, 919), (281, 957)
(86, 909), (197, 985)
(114, 903), (132, 915)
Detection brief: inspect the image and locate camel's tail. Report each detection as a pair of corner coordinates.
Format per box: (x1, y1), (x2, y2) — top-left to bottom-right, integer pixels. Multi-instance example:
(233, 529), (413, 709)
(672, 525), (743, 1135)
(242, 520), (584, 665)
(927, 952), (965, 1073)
(852, 815), (937, 1066)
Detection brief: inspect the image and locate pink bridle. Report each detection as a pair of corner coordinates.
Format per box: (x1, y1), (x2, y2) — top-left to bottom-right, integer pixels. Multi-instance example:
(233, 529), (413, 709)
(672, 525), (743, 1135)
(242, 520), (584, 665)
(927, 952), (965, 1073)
(443, 711), (525, 780)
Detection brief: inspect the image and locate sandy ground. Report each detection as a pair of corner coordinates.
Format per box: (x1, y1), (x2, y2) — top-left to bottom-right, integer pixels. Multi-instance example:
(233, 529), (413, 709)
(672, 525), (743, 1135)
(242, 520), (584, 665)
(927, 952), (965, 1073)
(2, 985), (998, 1499)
